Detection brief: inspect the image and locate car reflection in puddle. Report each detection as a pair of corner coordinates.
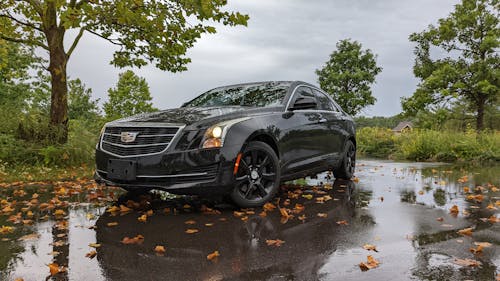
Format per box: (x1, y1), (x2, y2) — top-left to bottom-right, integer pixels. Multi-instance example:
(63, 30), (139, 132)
(95, 179), (374, 281)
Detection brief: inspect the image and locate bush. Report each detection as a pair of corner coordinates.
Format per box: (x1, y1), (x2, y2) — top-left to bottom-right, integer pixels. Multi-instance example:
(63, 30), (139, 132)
(357, 127), (397, 158)
(357, 127), (500, 163)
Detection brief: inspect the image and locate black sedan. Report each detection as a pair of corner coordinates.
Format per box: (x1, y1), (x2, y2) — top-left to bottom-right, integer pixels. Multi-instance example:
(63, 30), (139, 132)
(94, 81), (356, 207)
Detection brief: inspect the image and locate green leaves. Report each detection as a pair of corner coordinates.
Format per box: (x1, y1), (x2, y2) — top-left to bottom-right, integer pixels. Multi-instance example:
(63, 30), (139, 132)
(316, 39), (382, 116)
(104, 70), (157, 119)
(404, 0), (499, 131)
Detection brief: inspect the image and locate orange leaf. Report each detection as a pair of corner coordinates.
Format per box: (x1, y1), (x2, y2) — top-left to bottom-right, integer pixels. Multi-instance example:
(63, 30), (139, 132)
(359, 255), (380, 271)
(85, 250), (97, 259)
(154, 245), (166, 254)
(449, 205), (459, 215)
(121, 234), (144, 245)
(453, 258), (481, 267)
(137, 214), (147, 223)
(362, 244), (378, 252)
(266, 239), (285, 247)
(207, 250), (220, 261)
(336, 220), (349, 225)
(233, 211), (245, 217)
(119, 205), (132, 213)
(54, 209), (66, 216)
(457, 227), (473, 236)
(185, 229), (199, 234)
(263, 202), (276, 211)
(317, 213), (327, 218)
(146, 209), (154, 216)
(48, 263), (63, 276)
(469, 245), (484, 255)
(184, 220), (196, 225)
(107, 222), (118, 227)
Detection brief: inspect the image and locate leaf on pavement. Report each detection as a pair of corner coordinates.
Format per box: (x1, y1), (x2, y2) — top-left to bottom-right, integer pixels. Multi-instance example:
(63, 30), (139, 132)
(121, 234), (144, 244)
(457, 227), (473, 236)
(48, 263), (66, 276)
(336, 220), (349, 225)
(154, 245), (166, 255)
(107, 222), (118, 227)
(266, 239), (285, 247)
(263, 202), (276, 211)
(119, 205), (132, 213)
(317, 213), (328, 218)
(362, 244), (378, 252)
(359, 255), (380, 271)
(18, 233), (40, 241)
(207, 250), (220, 261)
(449, 205), (459, 215)
(85, 250), (97, 259)
(0, 225), (14, 234)
(89, 243), (101, 248)
(185, 229), (199, 234)
(184, 220), (196, 225)
(137, 214), (147, 223)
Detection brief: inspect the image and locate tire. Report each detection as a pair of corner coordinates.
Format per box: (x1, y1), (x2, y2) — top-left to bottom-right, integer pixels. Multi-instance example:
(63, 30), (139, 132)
(230, 141), (281, 208)
(333, 140), (356, 180)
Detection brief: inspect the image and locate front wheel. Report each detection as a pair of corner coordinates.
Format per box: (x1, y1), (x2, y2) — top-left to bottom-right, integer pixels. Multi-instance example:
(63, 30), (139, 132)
(230, 141), (280, 208)
(333, 140), (356, 179)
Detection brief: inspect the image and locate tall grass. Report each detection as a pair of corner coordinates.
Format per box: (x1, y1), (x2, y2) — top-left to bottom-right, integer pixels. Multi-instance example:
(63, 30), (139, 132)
(357, 127), (500, 163)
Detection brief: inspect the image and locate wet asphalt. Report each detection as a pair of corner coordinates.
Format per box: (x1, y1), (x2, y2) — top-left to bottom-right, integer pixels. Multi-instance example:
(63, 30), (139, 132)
(1, 160), (499, 281)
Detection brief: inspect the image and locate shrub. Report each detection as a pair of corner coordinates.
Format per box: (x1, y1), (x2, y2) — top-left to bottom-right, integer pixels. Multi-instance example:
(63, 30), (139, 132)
(357, 127), (396, 158)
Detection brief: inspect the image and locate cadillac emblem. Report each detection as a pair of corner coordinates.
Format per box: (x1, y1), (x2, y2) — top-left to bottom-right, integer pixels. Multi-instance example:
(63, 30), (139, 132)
(120, 132), (139, 143)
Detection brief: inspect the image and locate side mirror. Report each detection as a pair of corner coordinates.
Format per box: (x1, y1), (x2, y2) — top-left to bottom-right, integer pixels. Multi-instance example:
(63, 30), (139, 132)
(290, 97), (317, 110)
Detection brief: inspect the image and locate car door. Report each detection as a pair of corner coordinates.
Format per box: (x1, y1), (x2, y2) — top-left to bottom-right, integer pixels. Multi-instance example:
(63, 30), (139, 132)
(280, 86), (325, 176)
(312, 89), (346, 164)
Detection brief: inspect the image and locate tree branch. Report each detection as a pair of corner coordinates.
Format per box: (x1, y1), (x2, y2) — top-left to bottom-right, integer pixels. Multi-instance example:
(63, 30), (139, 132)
(0, 12), (43, 32)
(85, 29), (123, 46)
(66, 28), (85, 59)
(0, 33), (49, 50)
(21, 0), (43, 17)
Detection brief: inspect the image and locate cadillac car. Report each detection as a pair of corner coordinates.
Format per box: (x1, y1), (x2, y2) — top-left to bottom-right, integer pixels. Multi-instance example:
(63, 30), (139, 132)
(94, 81), (356, 207)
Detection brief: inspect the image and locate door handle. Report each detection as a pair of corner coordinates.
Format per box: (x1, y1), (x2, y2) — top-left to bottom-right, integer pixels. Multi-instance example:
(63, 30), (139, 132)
(318, 118), (327, 123)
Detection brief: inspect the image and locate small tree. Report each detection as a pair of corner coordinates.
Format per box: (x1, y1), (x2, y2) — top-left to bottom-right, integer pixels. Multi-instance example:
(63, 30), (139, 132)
(402, 0), (499, 132)
(68, 79), (100, 120)
(104, 70), (156, 119)
(316, 39), (382, 116)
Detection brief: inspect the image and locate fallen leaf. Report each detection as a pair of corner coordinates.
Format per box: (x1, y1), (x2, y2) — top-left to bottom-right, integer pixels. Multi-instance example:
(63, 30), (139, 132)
(362, 244), (378, 252)
(359, 255), (380, 271)
(154, 245), (166, 255)
(86, 213), (95, 220)
(463, 187), (470, 193)
(119, 205), (132, 213)
(85, 250), (97, 259)
(336, 220), (349, 226)
(298, 214), (306, 222)
(317, 213), (327, 218)
(241, 216), (249, 222)
(54, 209), (66, 216)
(487, 203), (497, 210)
(184, 220), (196, 225)
(233, 211), (245, 217)
(302, 194), (313, 200)
(457, 227), (473, 236)
(205, 223), (214, 227)
(107, 206), (120, 213)
(106, 222), (118, 227)
(88, 243), (101, 248)
(263, 202), (276, 211)
(48, 263), (66, 276)
(470, 245), (484, 255)
(474, 242), (492, 248)
(146, 209), (153, 216)
(185, 229), (199, 234)
(449, 205), (459, 215)
(121, 234), (144, 245)
(137, 214), (147, 223)
(259, 211), (267, 217)
(18, 233), (40, 241)
(436, 217), (444, 222)
(266, 239), (285, 247)
(207, 250), (220, 261)
(453, 258), (481, 267)
(0, 225), (14, 234)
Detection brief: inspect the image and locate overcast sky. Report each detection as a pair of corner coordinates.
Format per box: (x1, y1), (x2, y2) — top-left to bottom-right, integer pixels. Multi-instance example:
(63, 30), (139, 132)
(66, 0), (459, 117)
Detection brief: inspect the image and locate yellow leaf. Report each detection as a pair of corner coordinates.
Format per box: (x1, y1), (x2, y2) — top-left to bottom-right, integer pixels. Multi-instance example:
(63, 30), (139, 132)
(184, 220), (196, 225)
(265, 239), (285, 247)
(137, 214), (147, 223)
(457, 227), (473, 236)
(185, 229), (199, 234)
(207, 250), (220, 261)
(449, 205), (459, 215)
(88, 243), (101, 248)
(106, 222), (118, 227)
(85, 250), (97, 259)
(362, 244), (378, 252)
(154, 245), (166, 254)
(302, 194), (313, 200)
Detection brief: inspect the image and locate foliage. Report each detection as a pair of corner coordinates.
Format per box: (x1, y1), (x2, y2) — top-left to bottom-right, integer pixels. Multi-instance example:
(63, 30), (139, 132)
(355, 115), (406, 129)
(316, 39), (382, 116)
(0, 0), (248, 143)
(104, 70), (157, 119)
(402, 0), (500, 131)
(357, 127), (500, 162)
(68, 79), (101, 120)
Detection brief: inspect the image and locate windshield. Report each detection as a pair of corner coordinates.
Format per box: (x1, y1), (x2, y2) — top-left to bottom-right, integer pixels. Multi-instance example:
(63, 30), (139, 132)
(184, 82), (291, 107)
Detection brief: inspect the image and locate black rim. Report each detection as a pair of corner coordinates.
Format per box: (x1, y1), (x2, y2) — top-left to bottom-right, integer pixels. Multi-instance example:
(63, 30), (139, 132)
(235, 148), (277, 201)
(346, 143), (356, 175)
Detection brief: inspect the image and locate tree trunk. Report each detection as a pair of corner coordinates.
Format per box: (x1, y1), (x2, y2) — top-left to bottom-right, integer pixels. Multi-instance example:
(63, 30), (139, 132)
(476, 96), (485, 132)
(47, 29), (69, 144)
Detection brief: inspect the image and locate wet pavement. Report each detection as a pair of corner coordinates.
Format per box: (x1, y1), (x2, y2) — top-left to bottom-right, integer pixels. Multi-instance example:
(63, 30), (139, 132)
(0, 160), (499, 281)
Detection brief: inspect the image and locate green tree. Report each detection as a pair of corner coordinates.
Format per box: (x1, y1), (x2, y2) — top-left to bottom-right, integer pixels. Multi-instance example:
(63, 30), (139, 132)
(0, 1), (248, 143)
(68, 79), (100, 120)
(316, 39), (382, 116)
(402, 0), (499, 132)
(104, 70), (156, 119)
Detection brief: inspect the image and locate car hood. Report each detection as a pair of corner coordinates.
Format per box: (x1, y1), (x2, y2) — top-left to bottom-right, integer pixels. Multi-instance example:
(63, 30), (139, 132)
(109, 106), (281, 128)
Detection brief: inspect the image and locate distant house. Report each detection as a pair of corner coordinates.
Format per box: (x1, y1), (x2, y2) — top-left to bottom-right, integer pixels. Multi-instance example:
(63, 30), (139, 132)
(392, 121), (413, 134)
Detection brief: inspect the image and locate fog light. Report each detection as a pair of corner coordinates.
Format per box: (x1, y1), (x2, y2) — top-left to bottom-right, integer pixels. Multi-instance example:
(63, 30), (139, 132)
(202, 138), (222, 148)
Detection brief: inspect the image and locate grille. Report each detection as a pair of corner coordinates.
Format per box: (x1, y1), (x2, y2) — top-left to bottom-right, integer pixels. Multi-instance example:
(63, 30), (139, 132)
(101, 125), (181, 157)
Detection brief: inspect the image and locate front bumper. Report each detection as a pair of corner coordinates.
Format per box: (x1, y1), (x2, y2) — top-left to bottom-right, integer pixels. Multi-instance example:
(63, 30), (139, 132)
(94, 144), (241, 195)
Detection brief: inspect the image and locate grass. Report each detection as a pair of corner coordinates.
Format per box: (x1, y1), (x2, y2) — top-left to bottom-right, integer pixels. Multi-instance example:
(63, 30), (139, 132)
(357, 127), (500, 163)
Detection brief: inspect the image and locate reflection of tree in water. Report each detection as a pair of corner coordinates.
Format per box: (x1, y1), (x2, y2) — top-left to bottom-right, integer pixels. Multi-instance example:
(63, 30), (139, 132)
(433, 189), (446, 206)
(401, 190), (417, 204)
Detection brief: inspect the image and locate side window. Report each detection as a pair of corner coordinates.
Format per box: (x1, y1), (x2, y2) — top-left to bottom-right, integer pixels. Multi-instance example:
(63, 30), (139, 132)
(291, 86), (317, 109)
(313, 89), (335, 111)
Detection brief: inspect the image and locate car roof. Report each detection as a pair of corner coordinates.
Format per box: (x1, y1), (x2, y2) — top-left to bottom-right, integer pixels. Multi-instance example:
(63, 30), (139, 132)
(211, 81), (318, 90)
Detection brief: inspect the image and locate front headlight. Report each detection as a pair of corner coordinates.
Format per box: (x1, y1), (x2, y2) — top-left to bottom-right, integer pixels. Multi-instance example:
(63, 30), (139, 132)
(201, 117), (250, 149)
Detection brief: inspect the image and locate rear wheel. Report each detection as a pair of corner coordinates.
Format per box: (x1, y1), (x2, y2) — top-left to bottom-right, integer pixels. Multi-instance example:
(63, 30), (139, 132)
(333, 140), (356, 179)
(231, 141), (280, 208)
